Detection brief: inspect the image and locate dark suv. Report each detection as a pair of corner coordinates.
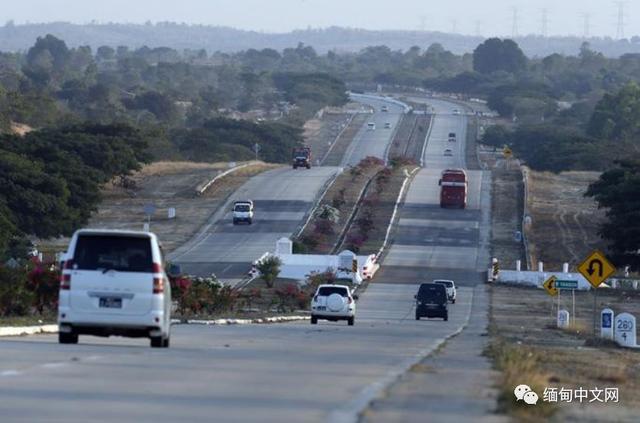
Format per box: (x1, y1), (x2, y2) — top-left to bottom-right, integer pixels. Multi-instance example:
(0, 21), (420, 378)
(414, 283), (448, 321)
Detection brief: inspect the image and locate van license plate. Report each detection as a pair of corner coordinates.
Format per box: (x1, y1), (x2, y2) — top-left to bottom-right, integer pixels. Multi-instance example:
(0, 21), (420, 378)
(99, 297), (122, 308)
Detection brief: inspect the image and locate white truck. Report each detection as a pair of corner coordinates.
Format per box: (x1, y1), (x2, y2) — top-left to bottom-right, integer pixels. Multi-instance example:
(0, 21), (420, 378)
(232, 200), (254, 225)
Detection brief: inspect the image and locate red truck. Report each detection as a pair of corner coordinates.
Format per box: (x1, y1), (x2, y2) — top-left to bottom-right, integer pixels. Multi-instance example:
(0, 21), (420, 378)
(439, 169), (467, 208)
(292, 147), (312, 169)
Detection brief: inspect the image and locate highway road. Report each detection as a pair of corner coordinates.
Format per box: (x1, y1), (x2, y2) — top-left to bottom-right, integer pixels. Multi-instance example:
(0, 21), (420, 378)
(169, 166), (340, 283)
(377, 98), (491, 286)
(342, 95), (404, 166)
(1, 285), (474, 422)
(0, 96), (494, 423)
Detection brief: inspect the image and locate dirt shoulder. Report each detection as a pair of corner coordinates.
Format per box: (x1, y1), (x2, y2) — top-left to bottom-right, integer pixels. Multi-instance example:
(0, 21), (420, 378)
(491, 170), (526, 269)
(489, 283), (640, 422)
(527, 171), (606, 271)
(41, 161), (279, 254)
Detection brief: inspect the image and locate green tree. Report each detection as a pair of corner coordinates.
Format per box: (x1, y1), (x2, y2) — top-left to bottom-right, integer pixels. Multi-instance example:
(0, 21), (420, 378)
(588, 83), (640, 142)
(473, 38), (527, 74)
(586, 160), (640, 270)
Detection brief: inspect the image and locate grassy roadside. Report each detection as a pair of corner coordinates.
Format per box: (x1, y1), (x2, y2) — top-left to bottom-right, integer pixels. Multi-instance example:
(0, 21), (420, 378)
(488, 283), (640, 421)
(0, 315), (56, 327)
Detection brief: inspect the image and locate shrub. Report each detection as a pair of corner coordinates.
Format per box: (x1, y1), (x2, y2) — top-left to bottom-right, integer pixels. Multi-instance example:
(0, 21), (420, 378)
(26, 261), (60, 314)
(306, 269), (337, 292)
(256, 255), (282, 288)
(314, 219), (335, 236)
(331, 188), (346, 209)
(274, 284), (307, 312)
(0, 266), (34, 317)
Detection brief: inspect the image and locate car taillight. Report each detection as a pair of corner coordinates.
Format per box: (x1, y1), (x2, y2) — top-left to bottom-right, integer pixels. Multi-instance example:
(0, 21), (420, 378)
(153, 277), (164, 294)
(60, 259), (74, 290)
(152, 262), (162, 273)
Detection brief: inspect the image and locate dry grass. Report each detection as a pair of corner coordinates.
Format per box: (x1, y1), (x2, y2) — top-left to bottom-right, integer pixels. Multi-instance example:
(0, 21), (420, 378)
(491, 170), (526, 269)
(489, 283), (640, 421)
(527, 170), (606, 271)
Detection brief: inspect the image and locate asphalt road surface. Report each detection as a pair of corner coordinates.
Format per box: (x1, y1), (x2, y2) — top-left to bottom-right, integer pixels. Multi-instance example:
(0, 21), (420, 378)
(0, 285), (474, 423)
(377, 98), (491, 286)
(342, 95), (404, 166)
(169, 166), (340, 283)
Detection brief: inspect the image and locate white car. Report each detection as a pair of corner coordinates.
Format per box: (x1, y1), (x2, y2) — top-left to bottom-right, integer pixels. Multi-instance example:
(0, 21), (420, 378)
(233, 200), (254, 225)
(311, 284), (357, 325)
(58, 229), (172, 348)
(444, 149), (453, 156)
(367, 122), (376, 130)
(452, 109), (461, 115)
(433, 279), (457, 303)
(384, 122), (391, 129)
(381, 105), (389, 112)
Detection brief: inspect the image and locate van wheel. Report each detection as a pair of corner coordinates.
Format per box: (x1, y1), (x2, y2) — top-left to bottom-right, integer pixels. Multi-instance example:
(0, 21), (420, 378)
(306, 164), (311, 169)
(415, 314), (420, 321)
(444, 313), (449, 322)
(162, 336), (170, 348)
(59, 332), (78, 344)
(311, 316), (317, 325)
(348, 317), (354, 326)
(293, 165), (297, 169)
(150, 336), (164, 348)
(452, 299), (456, 304)
(248, 219), (252, 225)
(232, 219), (238, 225)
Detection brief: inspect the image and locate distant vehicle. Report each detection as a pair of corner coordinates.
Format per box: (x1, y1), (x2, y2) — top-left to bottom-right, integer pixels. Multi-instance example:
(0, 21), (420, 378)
(415, 283), (448, 321)
(448, 132), (456, 142)
(452, 109), (461, 115)
(367, 122), (376, 130)
(58, 229), (172, 348)
(311, 284), (358, 325)
(433, 279), (457, 303)
(384, 122), (391, 129)
(381, 105), (389, 112)
(233, 200), (254, 225)
(292, 146), (312, 169)
(443, 149), (453, 156)
(439, 169), (467, 208)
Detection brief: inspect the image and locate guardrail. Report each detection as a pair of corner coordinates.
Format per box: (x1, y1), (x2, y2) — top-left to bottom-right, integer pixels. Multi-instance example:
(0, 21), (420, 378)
(195, 162), (254, 196)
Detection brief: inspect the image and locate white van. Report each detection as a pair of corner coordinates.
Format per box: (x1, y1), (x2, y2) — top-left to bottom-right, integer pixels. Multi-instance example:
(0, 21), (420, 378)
(367, 122), (376, 130)
(58, 229), (172, 348)
(233, 200), (254, 225)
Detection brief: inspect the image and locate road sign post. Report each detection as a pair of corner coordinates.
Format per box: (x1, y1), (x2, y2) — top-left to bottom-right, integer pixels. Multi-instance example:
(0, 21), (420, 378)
(578, 250), (616, 336)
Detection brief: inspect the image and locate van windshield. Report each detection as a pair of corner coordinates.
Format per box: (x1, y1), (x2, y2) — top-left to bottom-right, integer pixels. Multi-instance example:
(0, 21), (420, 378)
(234, 204), (251, 212)
(73, 235), (153, 273)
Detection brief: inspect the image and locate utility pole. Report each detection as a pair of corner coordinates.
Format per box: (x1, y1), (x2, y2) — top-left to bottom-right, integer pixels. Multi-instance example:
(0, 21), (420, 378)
(541, 9), (548, 38)
(511, 7), (519, 38)
(419, 15), (427, 31)
(615, 1), (626, 39)
(450, 18), (458, 34)
(582, 13), (591, 38)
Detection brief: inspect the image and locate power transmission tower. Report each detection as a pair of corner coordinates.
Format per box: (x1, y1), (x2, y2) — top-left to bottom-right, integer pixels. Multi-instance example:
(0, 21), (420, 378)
(582, 13), (591, 38)
(450, 18), (458, 34)
(475, 20), (483, 37)
(511, 7), (519, 38)
(419, 15), (427, 31)
(615, 1), (626, 39)
(541, 9), (549, 38)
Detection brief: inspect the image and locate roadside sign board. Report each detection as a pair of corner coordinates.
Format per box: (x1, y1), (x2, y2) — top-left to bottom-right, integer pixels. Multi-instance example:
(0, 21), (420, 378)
(543, 276), (558, 297)
(555, 280), (578, 290)
(577, 250), (616, 288)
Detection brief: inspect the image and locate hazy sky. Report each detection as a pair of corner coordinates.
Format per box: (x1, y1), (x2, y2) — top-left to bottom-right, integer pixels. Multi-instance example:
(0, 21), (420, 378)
(1, 0), (637, 38)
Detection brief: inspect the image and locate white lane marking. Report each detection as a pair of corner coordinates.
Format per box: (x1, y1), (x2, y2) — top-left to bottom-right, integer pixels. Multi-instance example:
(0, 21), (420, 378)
(328, 290), (475, 423)
(1, 370), (21, 377)
(41, 362), (67, 369)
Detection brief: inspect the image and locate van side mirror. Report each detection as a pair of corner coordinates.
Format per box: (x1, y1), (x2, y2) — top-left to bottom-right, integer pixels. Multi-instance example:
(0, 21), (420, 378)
(414, 294), (417, 299)
(438, 179), (442, 186)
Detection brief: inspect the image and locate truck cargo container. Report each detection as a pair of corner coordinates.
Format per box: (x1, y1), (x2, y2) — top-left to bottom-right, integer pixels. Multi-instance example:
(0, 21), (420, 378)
(439, 169), (467, 208)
